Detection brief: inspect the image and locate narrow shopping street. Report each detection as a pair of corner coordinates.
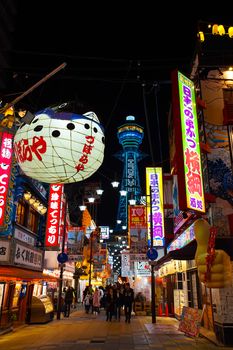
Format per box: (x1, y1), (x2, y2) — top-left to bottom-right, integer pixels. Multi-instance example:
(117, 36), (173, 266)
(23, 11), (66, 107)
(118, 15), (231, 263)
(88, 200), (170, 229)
(0, 306), (230, 350)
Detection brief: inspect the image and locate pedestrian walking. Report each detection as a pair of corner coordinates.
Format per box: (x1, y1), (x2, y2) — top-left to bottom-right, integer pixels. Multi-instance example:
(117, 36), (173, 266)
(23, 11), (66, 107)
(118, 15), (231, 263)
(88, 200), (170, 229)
(123, 283), (134, 323)
(64, 286), (74, 317)
(105, 287), (115, 322)
(83, 291), (92, 313)
(114, 284), (124, 321)
(93, 287), (101, 314)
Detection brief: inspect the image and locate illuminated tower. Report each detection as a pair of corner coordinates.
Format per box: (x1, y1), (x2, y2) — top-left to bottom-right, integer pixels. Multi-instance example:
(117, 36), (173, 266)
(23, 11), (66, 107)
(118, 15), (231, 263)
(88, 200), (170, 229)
(115, 116), (146, 231)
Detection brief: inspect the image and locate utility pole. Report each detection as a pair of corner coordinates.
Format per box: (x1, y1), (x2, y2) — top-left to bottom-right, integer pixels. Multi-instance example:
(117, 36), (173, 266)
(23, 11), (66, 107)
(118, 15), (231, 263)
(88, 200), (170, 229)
(89, 231), (93, 287)
(56, 202), (67, 320)
(150, 186), (156, 324)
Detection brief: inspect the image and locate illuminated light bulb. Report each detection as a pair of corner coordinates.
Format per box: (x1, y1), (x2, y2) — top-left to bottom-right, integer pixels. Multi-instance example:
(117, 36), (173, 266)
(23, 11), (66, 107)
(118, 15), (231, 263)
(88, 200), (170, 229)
(111, 181), (119, 188)
(96, 188), (104, 195)
(218, 25), (225, 36)
(33, 200), (40, 209)
(37, 204), (44, 211)
(28, 197), (36, 205)
(228, 27), (233, 38)
(119, 190), (127, 196)
(40, 207), (47, 215)
(198, 31), (205, 42)
(24, 191), (31, 201)
(212, 24), (219, 35)
(79, 204), (86, 211)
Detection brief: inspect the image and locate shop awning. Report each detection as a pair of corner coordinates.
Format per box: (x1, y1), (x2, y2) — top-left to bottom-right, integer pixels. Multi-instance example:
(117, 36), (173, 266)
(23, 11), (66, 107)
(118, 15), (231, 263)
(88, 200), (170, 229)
(0, 266), (58, 282)
(155, 237), (233, 269)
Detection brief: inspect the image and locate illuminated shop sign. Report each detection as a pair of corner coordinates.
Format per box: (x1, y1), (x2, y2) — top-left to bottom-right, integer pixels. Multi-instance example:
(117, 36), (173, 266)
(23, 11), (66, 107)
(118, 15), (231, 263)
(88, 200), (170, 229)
(178, 71), (205, 213)
(146, 167), (164, 247)
(0, 132), (13, 227)
(45, 184), (64, 248)
(167, 221), (195, 252)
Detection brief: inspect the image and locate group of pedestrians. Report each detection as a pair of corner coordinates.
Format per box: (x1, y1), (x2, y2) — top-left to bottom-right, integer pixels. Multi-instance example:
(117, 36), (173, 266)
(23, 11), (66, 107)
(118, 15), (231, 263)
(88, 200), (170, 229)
(82, 282), (134, 323)
(83, 285), (104, 314)
(105, 282), (134, 323)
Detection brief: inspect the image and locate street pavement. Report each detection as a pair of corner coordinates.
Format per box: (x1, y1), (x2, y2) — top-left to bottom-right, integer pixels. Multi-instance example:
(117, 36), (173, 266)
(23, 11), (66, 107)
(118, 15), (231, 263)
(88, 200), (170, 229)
(0, 305), (232, 350)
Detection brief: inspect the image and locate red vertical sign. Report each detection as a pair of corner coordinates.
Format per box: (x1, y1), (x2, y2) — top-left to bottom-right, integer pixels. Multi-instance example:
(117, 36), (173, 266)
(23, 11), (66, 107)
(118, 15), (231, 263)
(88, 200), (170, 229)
(0, 131), (14, 227)
(45, 184), (63, 248)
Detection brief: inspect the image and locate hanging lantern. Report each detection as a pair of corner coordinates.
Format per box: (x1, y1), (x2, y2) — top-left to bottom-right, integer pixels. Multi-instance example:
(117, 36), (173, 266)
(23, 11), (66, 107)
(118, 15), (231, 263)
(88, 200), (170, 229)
(228, 27), (233, 38)
(212, 24), (219, 35)
(218, 24), (225, 36)
(13, 109), (105, 184)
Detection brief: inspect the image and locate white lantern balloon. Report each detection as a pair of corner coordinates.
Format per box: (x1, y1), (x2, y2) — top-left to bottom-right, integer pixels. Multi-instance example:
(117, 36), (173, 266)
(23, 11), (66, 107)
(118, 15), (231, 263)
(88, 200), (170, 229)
(13, 108), (105, 183)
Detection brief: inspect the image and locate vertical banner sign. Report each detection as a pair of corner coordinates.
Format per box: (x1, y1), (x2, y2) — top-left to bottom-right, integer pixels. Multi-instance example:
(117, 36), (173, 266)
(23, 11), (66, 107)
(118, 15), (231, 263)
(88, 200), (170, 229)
(129, 205), (147, 253)
(146, 167), (164, 247)
(172, 70), (205, 213)
(45, 184), (63, 248)
(121, 251), (131, 277)
(0, 132), (14, 227)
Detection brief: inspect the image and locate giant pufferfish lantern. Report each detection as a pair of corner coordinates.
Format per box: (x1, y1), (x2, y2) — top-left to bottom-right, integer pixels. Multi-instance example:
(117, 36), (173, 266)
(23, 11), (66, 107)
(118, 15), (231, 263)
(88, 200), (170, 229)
(13, 108), (105, 184)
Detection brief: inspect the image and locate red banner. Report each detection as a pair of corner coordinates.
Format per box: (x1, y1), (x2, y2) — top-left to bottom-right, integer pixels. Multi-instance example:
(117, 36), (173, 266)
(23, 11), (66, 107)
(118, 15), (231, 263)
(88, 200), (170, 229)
(0, 131), (14, 227)
(45, 184), (63, 248)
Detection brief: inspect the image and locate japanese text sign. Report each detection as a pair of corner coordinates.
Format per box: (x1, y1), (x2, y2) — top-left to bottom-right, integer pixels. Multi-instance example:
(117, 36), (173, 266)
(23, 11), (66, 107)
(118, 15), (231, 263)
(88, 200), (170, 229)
(45, 184), (63, 248)
(178, 71), (205, 213)
(0, 131), (13, 227)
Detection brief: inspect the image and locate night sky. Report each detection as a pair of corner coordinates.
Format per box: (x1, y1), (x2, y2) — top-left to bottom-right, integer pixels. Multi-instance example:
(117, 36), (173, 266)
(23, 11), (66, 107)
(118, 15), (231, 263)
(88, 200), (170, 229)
(7, 3), (233, 227)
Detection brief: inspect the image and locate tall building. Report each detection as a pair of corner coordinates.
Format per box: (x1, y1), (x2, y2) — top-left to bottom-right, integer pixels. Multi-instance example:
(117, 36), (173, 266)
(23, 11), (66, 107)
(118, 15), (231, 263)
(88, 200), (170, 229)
(114, 116), (146, 231)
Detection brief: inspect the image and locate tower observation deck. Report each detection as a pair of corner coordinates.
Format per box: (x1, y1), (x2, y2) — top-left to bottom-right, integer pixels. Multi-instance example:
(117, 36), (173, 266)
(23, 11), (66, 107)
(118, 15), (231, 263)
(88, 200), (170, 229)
(115, 116), (146, 232)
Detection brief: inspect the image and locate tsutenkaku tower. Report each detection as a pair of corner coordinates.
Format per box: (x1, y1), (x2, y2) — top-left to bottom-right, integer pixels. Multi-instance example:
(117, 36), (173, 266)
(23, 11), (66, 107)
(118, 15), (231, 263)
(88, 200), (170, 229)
(115, 116), (146, 231)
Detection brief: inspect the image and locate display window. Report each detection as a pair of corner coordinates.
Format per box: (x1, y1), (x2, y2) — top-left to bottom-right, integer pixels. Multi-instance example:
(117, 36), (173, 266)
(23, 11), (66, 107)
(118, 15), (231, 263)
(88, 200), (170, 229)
(33, 283), (42, 297)
(0, 283), (5, 309)
(12, 283), (21, 308)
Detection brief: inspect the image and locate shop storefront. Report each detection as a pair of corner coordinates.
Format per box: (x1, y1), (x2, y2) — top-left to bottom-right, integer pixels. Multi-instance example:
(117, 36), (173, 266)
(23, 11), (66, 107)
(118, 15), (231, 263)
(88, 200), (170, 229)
(0, 266), (57, 333)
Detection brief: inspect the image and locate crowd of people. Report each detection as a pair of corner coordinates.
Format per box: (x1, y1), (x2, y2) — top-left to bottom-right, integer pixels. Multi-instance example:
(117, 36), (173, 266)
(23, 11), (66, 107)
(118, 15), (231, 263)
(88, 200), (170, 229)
(82, 282), (135, 323)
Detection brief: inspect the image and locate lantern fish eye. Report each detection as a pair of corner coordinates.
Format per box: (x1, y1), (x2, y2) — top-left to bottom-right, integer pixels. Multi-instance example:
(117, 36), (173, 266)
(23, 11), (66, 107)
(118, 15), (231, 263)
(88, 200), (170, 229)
(52, 130), (60, 138)
(84, 123), (90, 129)
(67, 123), (75, 130)
(34, 125), (43, 132)
(93, 127), (97, 133)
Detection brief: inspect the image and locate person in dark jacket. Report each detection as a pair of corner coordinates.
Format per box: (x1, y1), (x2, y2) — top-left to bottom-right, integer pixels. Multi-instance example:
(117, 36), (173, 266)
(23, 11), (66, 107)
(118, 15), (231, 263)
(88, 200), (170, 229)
(64, 286), (74, 317)
(123, 283), (134, 323)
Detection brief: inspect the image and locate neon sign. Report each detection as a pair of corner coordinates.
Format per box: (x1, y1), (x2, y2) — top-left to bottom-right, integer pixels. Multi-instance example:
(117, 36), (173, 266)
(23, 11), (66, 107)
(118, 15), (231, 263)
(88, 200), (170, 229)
(178, 71), (205, 213)
(146, 167), (164, 247)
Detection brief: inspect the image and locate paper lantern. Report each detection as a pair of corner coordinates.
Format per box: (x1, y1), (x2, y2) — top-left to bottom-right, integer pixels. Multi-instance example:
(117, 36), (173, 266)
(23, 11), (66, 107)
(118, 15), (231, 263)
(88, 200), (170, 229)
(13, 109), (105, 184)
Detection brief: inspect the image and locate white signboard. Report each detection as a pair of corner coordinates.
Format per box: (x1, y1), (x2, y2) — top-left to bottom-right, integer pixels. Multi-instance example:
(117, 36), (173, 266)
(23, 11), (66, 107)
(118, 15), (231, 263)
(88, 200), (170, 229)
(14, 243), (43, 269)
(0, 240), (10, 262)
(121, 252), (131, 277)
(134, 261), (151, 277)
(130, 253), (147, 262)
(14, 227), (35, 246)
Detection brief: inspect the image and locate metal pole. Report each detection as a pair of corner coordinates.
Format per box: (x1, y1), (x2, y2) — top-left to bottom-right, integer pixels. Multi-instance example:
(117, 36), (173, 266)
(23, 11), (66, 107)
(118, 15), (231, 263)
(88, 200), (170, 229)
(1, 62), (67, 113)
(89, 231), (93, 286)
(56, 202), (67, 320)
(150, 185), (156, 323)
